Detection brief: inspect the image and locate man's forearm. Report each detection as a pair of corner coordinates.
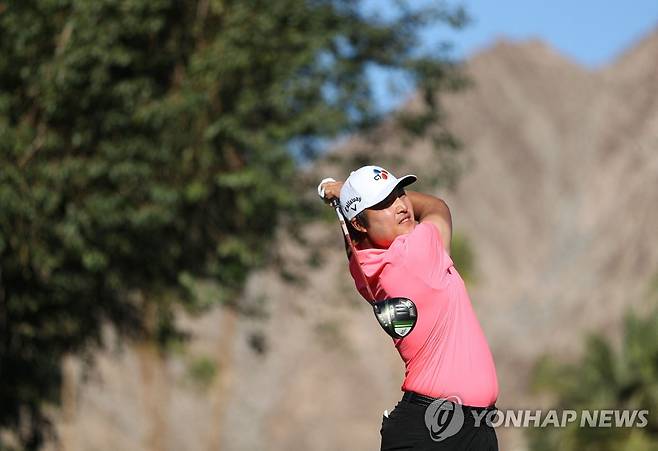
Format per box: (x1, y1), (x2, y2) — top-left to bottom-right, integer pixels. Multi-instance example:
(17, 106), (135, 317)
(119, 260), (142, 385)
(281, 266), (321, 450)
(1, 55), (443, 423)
(406, 191), (448, 221)
(406, 190), (453, 253)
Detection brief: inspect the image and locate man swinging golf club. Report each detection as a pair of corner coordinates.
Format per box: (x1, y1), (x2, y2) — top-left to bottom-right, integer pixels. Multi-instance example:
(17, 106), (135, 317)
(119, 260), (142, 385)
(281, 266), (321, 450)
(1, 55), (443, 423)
(319, 166), (499, 450)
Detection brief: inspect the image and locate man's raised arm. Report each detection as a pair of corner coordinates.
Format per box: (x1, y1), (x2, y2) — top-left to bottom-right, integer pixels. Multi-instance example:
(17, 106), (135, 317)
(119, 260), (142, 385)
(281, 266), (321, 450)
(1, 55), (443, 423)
(406, 191), (452, 254)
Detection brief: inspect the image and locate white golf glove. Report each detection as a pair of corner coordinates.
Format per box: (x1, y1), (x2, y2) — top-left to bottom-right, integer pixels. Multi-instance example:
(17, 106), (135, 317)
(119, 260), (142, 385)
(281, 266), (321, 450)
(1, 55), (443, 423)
(317, 177), (336, 200)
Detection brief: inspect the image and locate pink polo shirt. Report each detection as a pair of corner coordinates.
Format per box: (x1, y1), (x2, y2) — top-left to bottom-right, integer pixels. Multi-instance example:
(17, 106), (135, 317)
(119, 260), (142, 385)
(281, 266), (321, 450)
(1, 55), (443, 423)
(349, 222), (498, 407)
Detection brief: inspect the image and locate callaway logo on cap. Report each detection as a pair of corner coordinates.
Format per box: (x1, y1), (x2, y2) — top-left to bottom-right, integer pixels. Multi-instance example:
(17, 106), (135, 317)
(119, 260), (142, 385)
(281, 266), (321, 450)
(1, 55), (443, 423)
(339, 166), (417, 220)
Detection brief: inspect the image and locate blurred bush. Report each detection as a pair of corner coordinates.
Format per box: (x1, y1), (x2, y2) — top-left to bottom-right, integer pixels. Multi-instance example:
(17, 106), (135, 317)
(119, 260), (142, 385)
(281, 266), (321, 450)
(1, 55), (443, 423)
(186, 356), (218, 390)
(450, 233), (476, 284)
(529, 298), (658, 450)
(0, 0), (467, 448)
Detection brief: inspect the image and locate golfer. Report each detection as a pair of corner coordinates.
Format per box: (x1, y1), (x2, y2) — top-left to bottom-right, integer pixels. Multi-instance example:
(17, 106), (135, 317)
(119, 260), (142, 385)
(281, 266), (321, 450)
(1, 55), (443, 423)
(320, 165), (499, 450)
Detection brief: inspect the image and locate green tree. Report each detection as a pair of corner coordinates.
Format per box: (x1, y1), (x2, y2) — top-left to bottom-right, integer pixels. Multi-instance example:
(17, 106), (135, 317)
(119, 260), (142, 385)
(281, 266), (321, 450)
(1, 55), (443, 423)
(529, 305), (658, 451)
(0, 0), (467, 448)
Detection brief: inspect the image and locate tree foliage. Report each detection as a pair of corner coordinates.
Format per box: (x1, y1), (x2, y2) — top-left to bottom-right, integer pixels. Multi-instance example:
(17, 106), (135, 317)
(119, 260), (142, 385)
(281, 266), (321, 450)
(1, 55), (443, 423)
(529, 303), (658, 451)
(0, 0), (466, 448)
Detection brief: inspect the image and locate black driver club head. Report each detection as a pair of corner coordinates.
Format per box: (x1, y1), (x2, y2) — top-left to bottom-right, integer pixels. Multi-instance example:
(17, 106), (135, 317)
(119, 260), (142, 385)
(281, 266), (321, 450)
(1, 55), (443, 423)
(372, 297), (417, 339)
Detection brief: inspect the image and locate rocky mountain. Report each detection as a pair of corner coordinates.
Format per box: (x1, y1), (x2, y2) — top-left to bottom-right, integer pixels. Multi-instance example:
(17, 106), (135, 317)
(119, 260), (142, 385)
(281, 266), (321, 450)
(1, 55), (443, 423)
(45, 27), (658, 451)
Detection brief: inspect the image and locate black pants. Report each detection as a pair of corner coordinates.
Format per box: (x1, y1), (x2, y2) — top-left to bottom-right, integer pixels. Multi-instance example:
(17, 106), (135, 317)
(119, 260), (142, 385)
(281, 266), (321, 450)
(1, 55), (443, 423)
(380, 398), (498, 451)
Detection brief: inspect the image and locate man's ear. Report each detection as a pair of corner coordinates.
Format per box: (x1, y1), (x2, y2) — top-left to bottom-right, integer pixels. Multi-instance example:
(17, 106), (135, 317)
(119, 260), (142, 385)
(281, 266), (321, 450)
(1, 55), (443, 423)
(351, 217), (367, 233)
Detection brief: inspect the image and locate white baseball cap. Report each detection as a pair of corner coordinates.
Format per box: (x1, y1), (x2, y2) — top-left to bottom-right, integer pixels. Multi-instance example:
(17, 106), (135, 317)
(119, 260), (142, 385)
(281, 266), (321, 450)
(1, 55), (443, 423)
(339, 166), (417, 220)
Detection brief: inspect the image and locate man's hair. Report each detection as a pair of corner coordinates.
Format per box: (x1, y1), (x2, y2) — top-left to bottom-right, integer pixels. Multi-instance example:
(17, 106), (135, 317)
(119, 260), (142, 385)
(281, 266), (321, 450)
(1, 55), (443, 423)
(347, 210), (369, 243)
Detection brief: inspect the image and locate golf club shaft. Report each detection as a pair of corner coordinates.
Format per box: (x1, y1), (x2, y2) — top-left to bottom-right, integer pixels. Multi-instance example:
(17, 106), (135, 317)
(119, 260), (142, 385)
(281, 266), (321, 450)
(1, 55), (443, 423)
(330, 199), (376, 303)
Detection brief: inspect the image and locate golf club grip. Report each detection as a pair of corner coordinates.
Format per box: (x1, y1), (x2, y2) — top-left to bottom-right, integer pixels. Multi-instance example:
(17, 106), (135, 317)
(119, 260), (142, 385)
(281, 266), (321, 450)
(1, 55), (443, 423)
(330, 199), (376, 303)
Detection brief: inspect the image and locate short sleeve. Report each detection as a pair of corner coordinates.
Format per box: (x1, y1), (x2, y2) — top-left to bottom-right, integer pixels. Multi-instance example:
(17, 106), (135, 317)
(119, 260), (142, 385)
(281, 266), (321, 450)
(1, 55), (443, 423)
(396, 222), (452, 288)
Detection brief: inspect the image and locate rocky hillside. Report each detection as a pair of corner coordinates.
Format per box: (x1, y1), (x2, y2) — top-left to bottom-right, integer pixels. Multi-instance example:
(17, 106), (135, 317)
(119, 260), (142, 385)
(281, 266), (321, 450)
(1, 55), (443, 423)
(45, 28), (658, 451)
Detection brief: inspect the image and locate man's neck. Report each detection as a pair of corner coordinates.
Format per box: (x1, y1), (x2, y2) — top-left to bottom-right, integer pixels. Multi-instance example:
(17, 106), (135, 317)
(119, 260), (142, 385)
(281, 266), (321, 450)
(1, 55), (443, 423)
(355, 236), (374, 250)
(356, 236), (390, 250)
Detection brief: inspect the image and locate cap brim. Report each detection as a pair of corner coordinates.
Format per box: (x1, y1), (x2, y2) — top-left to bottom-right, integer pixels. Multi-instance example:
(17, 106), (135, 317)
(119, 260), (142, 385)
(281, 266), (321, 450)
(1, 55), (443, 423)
(397, 174), (417, 188)
(361, 174), (417, 211)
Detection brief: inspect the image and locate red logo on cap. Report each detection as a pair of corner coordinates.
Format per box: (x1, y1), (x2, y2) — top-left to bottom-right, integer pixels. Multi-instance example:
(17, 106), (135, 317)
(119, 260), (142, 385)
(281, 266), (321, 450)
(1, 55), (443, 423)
(373, 168), (389, 181)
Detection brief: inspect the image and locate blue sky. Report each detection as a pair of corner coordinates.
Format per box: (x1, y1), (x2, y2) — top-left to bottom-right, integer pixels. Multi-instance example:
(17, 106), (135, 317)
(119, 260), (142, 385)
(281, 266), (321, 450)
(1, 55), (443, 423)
(368, 0), (658, 111)
(443, 0), (658, 67)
